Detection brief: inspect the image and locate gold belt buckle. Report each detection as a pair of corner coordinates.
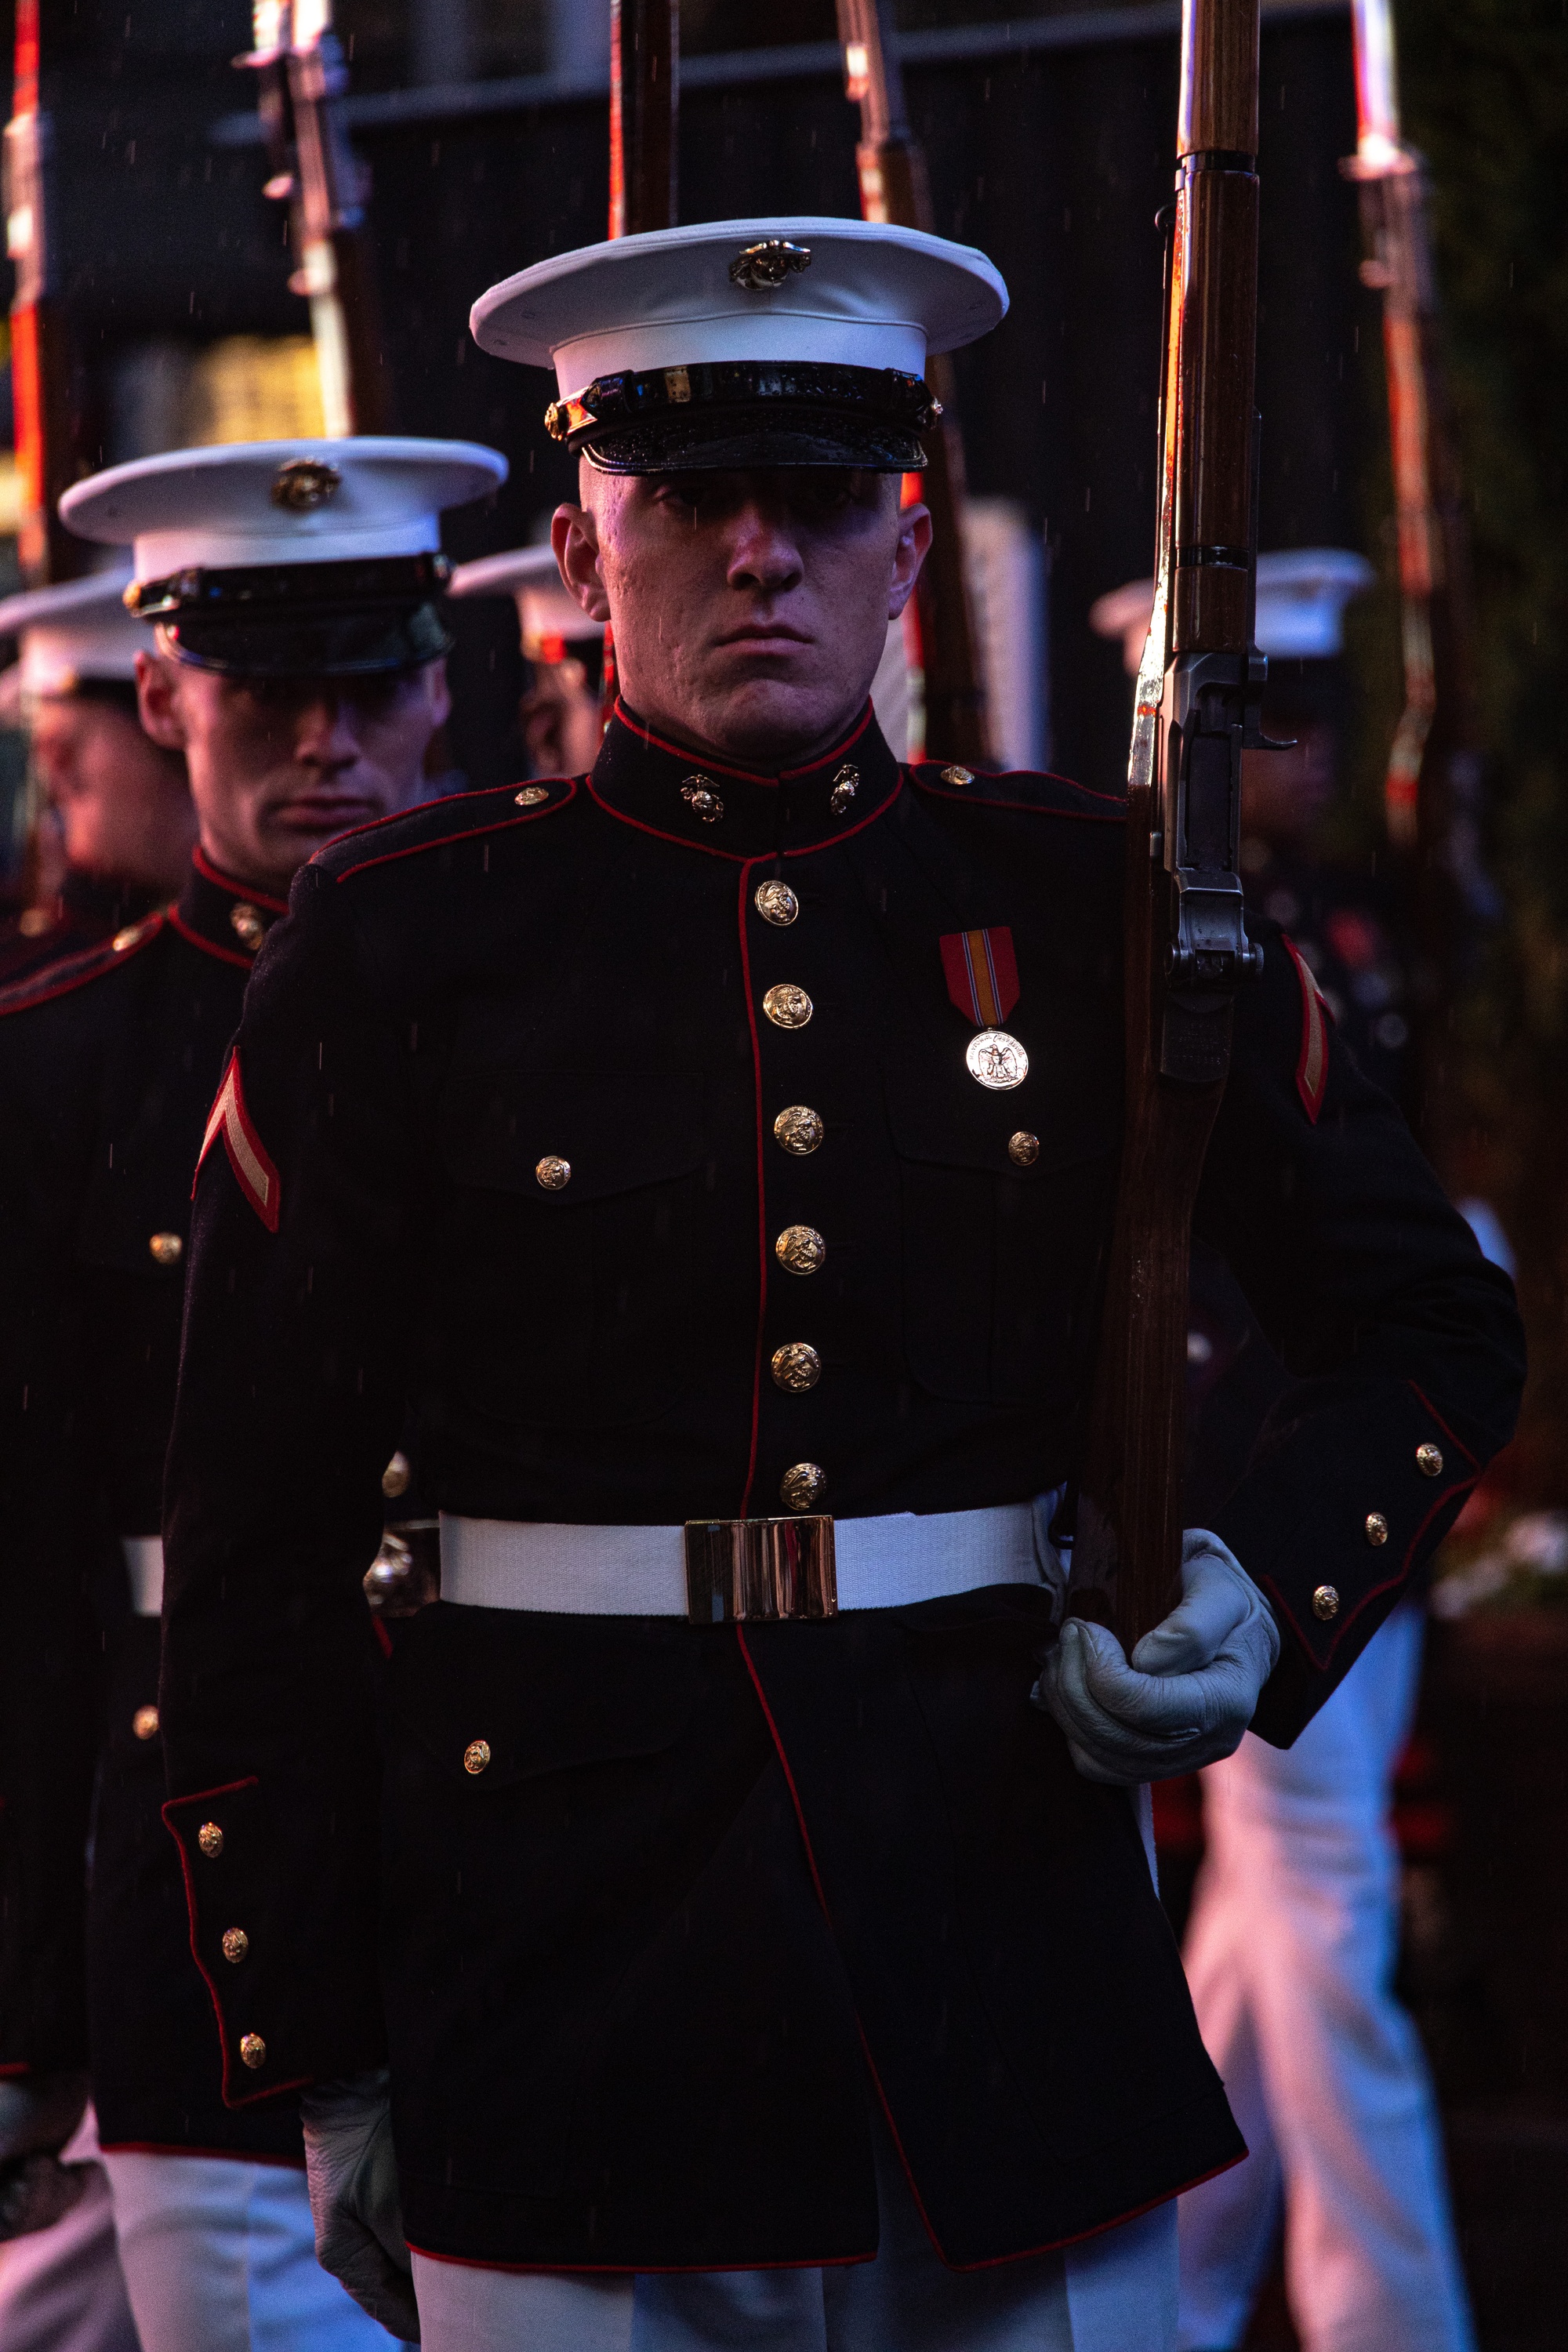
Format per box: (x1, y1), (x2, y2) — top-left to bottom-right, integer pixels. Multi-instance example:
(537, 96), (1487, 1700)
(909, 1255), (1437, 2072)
(683, 1515), (837, 1624)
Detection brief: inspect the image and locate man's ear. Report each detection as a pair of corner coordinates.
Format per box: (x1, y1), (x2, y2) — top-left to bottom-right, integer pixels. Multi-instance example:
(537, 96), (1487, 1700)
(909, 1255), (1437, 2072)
(419, 655), (452, 735)
(552, 502), (612, 626)
(136, 648), (190, 751)
(887, 498), (933, 621)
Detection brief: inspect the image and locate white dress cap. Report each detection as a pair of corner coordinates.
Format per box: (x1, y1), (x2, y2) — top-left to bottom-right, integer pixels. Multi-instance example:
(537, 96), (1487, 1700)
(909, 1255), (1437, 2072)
(0, 569), (143, 697)
(60, 436), (508, 583)
(1090, 548), (1377, 675)
(471, 216), (1008, 396)
(447, 544), (604, 655)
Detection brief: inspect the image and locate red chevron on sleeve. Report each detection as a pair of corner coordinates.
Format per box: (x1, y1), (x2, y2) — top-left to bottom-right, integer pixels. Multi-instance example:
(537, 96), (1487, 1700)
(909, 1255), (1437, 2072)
(1283, 935), (1331, 1124)
(196, 1051), (281, 1231)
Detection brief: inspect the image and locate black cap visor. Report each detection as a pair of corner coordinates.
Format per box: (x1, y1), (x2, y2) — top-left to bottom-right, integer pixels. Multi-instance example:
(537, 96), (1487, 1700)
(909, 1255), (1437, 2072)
(548, 360), (938, 476)
(129, 554), (453, 678)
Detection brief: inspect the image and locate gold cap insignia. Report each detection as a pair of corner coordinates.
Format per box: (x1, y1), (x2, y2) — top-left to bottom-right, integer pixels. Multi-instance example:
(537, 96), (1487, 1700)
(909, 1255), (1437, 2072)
(729, 239), (813, 292)
(270, 458), (342, 512)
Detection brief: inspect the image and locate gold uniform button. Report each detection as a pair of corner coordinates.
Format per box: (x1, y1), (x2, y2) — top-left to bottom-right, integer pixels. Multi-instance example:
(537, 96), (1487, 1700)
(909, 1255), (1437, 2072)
(829, 763), (859, 814)
(763, 983), (812, 1030)
(1007, 1132), (1040, 1167)
(514, 785), (550, 808)
(771, 1342), (822, 1393)
(147, 1231), (183, 1266)
(1312, 1584), (1341, 1622)
(239, 2033), (267, 2070)
(755, 880), (799, 926)
(463, 1740), (492, 1776)
(1415, 1443), (1444, 1478)
(680, 778), (724, 822)
(941, 764), (973, 787)
(229, 902), (265, 953)
(132, 1705), (160, 1742)
(775, 1225), (826, 1276)
(1365, 1513), (1389, 1546)
(773, 1105), (823, 1156)
(535, 1156), (572, 1191)
(381, 1450), (412, 1500)
(221, 1928), (249, 1965)
(112, 917), (154, 953)
(780, 1461), (827, 1512)
(198, 1822), (224, 1859)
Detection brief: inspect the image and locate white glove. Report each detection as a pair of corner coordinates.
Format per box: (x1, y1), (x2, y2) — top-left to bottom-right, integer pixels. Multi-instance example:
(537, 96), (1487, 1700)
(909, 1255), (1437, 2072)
(300, 2070), (420, 2343)
(0, 2073), (91, 2243)
(1033, 1530), (1280, 1785)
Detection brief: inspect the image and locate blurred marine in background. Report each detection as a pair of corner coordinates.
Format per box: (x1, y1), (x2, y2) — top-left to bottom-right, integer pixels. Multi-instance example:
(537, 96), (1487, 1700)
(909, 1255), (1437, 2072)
(0, 433), (505, 2352)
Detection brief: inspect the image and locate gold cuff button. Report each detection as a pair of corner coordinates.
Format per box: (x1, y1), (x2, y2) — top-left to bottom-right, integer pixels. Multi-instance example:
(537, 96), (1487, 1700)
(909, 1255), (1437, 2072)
(771, 1342), (822, 1393)
(941, 764), (973, 787)
(239, 2033), (267, 2070)
(514, 786), (550, 808)
(1007, 1132), (1040, 1167)
(132, 1705), (160, 1742)
(681, 779), (724, 822)
(198, 1822), (224, 1859)
(535, 1156), (572, 1191)
(754, 880), (798, 926)
(463, 1740), (492, 1776)
(780, 1461), (826, 1512)
(1415, 1443), (1443, 1479)
(1365, 1512), (1389, 1546)
(762, 983), (813, 1030)
(775, 1225), (826, 1275)
(221, 1928), (249, 1965)
(229, 902), (265, 953)
(381, 1450), (412, 1499)
(148, 1231), (183, 1266)
(1312, 1584), (1340, 1621)
(773, 1105), (823, 1156)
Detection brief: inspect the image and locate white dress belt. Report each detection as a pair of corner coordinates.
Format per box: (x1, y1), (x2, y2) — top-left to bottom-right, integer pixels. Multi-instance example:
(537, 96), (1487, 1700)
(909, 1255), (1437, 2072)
(438, 1502), (1051, 1617)
(122, 1535), (165, 1619)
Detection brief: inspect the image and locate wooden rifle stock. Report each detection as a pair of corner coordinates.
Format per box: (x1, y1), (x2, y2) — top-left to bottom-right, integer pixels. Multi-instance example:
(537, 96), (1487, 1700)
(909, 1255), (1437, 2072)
(5, 0), (83, 586)
(242, 1), (390, 435)
(1070, 0), (1265, 1652)
(835, 0), (990, 768)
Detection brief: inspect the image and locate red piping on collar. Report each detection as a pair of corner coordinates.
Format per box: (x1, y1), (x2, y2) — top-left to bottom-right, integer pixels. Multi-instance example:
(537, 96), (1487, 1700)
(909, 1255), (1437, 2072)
(613, 700), (875, 786)
(909, 768), (1126, 818)
(586, 768), (902, 866)
(192, 845), (290, 913)
(332, 781), (579, 881)
(167, 909), (256, 971)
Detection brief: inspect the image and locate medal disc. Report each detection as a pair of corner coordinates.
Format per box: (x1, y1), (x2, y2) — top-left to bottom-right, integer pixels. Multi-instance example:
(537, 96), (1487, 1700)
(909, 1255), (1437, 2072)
(966, 1028), (1029, 1090)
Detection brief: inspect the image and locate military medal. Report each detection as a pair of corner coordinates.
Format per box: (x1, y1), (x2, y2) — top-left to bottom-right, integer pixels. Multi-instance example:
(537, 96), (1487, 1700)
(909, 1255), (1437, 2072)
(941, 927), (1029, 1090)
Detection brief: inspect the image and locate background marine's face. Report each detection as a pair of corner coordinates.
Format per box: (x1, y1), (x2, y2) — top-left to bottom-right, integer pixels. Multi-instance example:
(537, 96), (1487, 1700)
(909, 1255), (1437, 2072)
(553, 465), (930, 768)
(136, 652), (450, 896)
(30, 689), (196, 895)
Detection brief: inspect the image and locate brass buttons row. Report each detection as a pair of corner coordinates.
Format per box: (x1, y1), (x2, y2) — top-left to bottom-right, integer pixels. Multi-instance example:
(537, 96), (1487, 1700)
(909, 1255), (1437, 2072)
(198, 1821), (224, 1858)
(756, 880), (797, 926)
(535, 1156), (572, 1191)
(463, 1739), (492, 1776)
(1416, 1442), (1443, 1478)
(222, 1928), (249, 1965)
(148, 1231), (183, 1266)
(1008, 1132), (1040, 1167)
(764, 983), (812, 1030)
(775, 1225), (826, 1276)
(240, 2032), (267, 2070)
(132, 1705), (159, 1742)
(1312, 1584), (1340, 1621)
(1366, 1513), (1389, 1546)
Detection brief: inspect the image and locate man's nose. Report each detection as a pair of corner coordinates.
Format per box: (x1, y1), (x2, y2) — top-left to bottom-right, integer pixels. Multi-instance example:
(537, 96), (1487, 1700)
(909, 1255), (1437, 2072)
(293, 693), (358, 766)
(725, 505), (804, 595)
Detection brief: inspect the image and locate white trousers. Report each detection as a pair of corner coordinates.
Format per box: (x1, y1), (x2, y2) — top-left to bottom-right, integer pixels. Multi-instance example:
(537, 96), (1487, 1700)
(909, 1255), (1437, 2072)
(102, 2148), (408, 2352)
(1176, 1601), (1475, 2352)
(412, 2101), (1178, 2352)
(0, 2109), (140, 2352)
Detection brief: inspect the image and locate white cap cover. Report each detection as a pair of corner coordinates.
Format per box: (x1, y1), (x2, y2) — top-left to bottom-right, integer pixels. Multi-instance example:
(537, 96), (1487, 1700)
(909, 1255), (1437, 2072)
(472, 219), (1007, 474)
(1090, 548), (1377, 675)
(60, 437), (508, 583)
(0, 569), (144, 697)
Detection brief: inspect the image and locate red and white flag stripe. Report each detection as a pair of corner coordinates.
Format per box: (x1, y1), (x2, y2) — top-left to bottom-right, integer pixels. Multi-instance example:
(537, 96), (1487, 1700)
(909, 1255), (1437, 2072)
(196, 1051), (281, 1231)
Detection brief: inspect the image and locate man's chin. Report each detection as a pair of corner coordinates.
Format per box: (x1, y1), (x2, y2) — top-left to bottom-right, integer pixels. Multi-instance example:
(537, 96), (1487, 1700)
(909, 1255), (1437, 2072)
(683, 675), (863, 766)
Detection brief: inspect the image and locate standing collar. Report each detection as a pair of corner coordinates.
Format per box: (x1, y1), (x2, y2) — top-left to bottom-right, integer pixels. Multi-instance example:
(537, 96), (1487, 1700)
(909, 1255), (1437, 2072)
(590, 700), (902, 859)
(172, 847), (289, 967)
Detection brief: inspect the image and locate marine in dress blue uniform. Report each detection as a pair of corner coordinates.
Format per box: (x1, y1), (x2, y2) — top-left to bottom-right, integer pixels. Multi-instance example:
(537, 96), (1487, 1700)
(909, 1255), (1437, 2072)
(0, 434), (505, 2352)
(154, 223), (1523, 2352)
